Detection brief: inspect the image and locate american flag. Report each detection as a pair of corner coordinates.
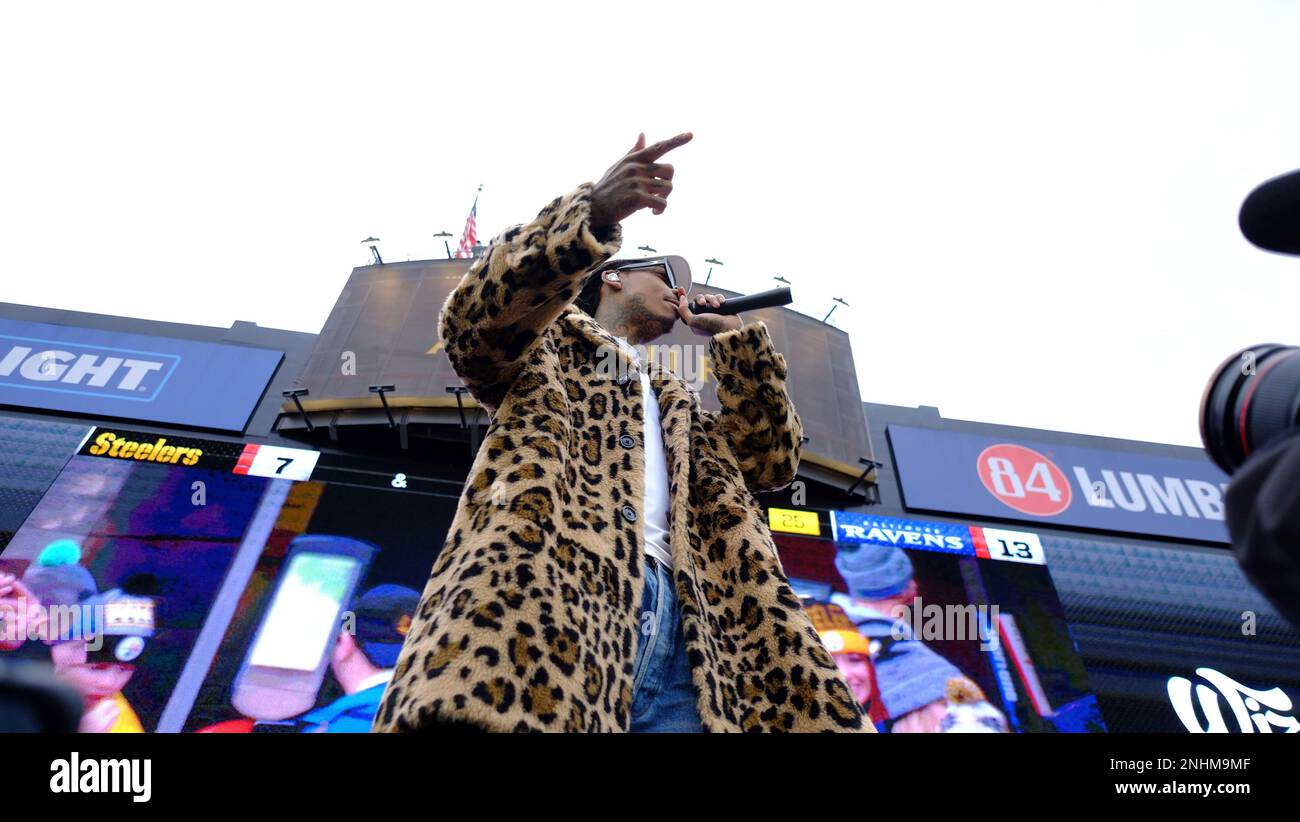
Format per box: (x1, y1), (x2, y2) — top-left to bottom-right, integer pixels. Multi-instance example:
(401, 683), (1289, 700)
(454, 193), (478, 258)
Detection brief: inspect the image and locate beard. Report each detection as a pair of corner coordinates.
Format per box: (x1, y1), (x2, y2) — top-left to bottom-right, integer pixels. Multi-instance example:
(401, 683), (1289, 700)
(614, 293), (677, 343)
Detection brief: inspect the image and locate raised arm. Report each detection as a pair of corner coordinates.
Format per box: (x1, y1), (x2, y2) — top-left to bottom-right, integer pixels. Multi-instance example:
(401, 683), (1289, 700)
(438, 185), (620, 410)
(439, 132), (692, 410)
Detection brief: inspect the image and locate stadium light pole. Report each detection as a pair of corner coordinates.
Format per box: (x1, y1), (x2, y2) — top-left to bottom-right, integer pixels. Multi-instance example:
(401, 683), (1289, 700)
(433, 231), (453, 259)
(823, 297), (849, 323)
(362, 237), (383, 266)
(704, 257), (723, 285)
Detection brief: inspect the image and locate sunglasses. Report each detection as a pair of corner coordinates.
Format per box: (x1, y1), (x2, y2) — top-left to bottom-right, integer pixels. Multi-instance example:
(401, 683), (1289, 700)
(603, 255), (692, 293)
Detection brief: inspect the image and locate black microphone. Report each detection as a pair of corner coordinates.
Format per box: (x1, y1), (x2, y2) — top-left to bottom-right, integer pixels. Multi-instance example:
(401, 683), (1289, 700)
(1240, 168), (1300, 255)
(689, 287), (793, 315)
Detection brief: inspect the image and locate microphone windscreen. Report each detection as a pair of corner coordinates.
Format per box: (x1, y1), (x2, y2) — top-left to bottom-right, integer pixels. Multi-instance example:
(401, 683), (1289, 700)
(1240, 168), (1300, 255)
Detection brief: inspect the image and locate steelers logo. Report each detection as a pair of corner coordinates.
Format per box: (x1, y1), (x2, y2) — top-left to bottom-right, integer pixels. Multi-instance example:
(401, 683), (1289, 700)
(115, 636), (145, 662)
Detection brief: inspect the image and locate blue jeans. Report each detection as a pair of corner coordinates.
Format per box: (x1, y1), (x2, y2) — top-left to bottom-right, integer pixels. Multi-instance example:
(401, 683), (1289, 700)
(629, 557), (703, 733)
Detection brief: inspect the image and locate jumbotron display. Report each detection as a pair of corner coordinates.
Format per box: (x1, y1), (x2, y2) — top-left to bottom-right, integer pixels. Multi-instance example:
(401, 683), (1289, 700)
(0, 415), (1103, 732)
(767, 506), (1107, 733)
(0, 419), (458, 732)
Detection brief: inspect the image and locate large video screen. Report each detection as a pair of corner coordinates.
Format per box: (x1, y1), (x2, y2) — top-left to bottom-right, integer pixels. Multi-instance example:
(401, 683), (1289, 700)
(766, 506), (1107, 733)
(0, 414), (1117, 733)
(0, 422), (458, 733)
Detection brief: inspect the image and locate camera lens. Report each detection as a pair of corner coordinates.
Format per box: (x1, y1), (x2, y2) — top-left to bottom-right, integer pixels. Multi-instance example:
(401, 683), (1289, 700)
(1200, 344), (1300, 474)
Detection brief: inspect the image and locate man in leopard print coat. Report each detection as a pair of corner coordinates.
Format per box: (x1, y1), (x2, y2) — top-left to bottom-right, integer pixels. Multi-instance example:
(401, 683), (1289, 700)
(373, 132), (869, 732)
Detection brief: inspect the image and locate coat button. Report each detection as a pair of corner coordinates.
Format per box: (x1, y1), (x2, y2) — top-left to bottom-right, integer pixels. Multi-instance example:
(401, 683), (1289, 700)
(616, 375), (631, 386)
(619, 435), (636, 449)
(621, 505), (637, 523)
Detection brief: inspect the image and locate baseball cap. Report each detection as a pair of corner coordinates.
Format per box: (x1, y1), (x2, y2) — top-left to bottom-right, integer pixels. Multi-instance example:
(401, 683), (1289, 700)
(352, 584), (419, 669)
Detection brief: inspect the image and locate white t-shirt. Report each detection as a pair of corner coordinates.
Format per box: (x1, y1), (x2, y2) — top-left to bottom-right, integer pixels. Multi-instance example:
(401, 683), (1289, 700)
(616, 338), (673, 569)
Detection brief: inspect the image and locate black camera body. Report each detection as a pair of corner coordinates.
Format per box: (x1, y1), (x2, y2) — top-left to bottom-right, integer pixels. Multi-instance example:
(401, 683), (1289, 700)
(1200, 343), (1300, 476)
(1202, 347), (1300, 632)
(1200, 170), (1300, 632)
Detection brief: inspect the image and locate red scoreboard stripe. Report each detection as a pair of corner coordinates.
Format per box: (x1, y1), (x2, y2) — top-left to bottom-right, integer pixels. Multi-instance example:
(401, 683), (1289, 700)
(969, 525), (991, 559)
(233, 443), (260, 475)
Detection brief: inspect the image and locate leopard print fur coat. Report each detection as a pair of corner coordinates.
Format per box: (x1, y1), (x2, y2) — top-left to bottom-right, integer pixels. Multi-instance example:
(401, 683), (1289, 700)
(373, 183), (869, 732)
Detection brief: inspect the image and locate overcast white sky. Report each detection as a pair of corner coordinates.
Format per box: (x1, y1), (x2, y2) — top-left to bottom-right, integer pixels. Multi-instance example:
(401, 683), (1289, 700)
(3, 1), (1298, 447)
